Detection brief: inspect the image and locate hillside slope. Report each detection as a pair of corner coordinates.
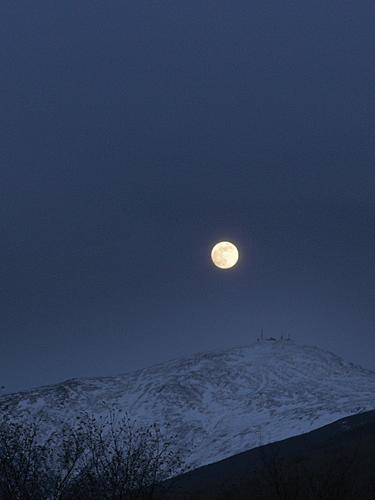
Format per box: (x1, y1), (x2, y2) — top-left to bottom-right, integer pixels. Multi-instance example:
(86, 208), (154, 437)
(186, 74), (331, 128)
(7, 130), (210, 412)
(168, 409), (375, 499)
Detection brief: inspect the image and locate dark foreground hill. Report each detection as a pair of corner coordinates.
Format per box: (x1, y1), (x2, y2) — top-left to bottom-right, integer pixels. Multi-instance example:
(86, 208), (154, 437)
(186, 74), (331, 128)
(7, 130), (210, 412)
(167, 409), (375, 499)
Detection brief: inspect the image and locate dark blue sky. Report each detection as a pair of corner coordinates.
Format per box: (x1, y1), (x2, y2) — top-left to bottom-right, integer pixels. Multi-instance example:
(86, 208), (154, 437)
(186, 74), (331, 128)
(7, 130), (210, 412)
(1, 1), (374, 393)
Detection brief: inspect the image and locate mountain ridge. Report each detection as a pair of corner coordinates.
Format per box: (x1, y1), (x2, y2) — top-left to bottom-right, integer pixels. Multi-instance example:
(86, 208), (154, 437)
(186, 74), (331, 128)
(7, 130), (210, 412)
(1, 340), (375, 471)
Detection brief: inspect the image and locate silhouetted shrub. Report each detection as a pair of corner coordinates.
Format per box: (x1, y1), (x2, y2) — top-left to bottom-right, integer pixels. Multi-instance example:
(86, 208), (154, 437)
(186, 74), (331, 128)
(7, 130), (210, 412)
(0, 411), (183, 500)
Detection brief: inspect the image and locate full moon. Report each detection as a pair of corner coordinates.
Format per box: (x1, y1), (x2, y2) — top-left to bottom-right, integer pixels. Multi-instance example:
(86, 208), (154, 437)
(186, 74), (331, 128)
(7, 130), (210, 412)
(211, 241), (239, 269)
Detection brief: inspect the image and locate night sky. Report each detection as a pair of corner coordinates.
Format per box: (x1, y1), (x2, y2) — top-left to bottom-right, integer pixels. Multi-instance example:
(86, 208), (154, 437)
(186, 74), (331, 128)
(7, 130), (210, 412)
(1, 1), (374, 394)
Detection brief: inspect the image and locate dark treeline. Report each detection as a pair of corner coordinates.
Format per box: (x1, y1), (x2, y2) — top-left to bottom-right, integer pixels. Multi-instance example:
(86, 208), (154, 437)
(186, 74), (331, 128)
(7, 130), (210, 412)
(2, 410), (375, 500)
(0, 411), (182, 500)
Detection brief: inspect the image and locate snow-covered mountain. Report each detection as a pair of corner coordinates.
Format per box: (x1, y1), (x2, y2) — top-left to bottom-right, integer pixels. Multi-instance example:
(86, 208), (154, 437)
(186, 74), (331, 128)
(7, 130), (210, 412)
(1, 340), (375, 471)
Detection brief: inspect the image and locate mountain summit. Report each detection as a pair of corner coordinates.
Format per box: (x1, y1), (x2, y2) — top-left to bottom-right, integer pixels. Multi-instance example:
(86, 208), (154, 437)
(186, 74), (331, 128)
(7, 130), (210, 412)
(1, 340), (375, 470)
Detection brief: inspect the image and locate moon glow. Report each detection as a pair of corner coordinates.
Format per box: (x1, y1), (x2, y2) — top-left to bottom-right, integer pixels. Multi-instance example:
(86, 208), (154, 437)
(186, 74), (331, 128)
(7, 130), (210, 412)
(211, 241), (239, 269)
